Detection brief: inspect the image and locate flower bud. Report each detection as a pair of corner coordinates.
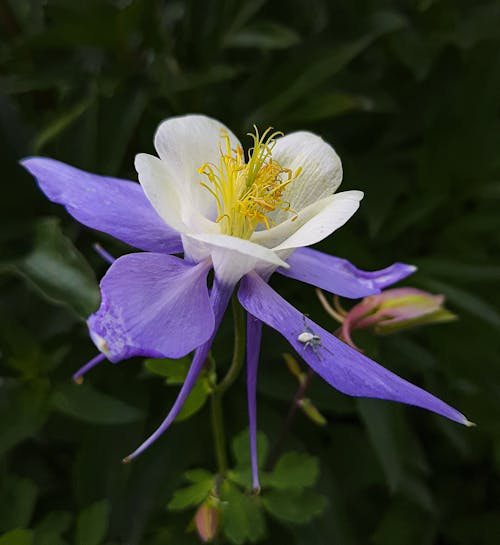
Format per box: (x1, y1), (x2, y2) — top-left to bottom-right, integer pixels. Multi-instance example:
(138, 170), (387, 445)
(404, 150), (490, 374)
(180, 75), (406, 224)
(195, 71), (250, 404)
(341, 288), (456, 349)
(299, 398), (327, 426)
(195, 501), (219, 543)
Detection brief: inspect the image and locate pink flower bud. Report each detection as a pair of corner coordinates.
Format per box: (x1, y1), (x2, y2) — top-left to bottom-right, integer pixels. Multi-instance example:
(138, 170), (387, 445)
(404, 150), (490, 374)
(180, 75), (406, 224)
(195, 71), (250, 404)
(195, 502), (219, 543)
(341, 288), (456, 349)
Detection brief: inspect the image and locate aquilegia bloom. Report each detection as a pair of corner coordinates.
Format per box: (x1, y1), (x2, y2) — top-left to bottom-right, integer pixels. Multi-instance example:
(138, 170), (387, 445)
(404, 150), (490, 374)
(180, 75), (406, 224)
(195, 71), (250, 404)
(22, 114), (470, 490)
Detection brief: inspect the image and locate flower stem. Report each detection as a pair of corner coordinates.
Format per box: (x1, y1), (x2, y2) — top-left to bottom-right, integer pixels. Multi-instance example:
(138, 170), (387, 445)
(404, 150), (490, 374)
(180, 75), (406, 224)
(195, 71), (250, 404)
(210, 294), (246, 477)
(265, 367), (315, 471)
(217, 295), (246, 394)
(210, 391), (227, 476)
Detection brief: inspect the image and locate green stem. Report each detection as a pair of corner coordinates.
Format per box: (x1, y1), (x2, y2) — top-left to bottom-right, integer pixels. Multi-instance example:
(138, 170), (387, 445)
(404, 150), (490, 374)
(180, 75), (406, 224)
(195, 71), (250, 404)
(210, 391), (227, 477)
(210, 294), (247, 477)
(265, 367), (315, 471)
(217, 295), (246, 394)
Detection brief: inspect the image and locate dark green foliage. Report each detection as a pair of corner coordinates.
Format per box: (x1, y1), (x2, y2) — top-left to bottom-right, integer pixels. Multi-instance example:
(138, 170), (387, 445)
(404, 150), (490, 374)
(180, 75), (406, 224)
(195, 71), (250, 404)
(1, 0), (500, 543)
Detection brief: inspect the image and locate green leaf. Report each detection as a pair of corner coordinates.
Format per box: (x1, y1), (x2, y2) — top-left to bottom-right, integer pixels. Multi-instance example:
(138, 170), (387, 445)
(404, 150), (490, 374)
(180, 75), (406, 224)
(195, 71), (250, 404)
(264, 452), (319, 490)
(34, 96), (93, 152)
(34, 511), (72, 545)
(372, 500), (436, 545)
(145, 356), (209, 421)
(75, 500), (109, 545)
(357, 399), (404, 492)
(415, 258), (500, 282)
(175, 377), (209, 422)
(0, 381), (50, 457)
(0, 529), (34, 545)
(418, 277), (500, 329)
(231, 429), (268, 469)
(167, 476), (214, 511)
(0, 477), (38, 533)
(51, 383), (143, 425)
(144, 357), (191, 382)
(247, 15), (406, 123)
(16, 219), (99, 318)
(225, 21), (300, 50)
(184, 469), (213, 484)
(221, 483), (266, 544)
(284, 92), (372, 124)
(262, 489), (326, 524)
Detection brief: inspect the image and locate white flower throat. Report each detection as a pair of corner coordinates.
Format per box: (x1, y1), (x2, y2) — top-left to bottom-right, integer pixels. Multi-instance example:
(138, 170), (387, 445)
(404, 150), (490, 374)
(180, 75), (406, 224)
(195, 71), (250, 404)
(198, 127), (302, 239)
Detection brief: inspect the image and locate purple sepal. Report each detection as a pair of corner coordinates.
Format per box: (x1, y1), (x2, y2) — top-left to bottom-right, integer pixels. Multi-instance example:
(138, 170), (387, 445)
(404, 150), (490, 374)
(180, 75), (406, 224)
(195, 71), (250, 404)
(238, 272), (470, 426)
(123, 278), (234, 461)
(21, 157), (183, 254)
(277, 247), (416, 299)
(246, 314), (263, 492)
(88, 253), (213, 362)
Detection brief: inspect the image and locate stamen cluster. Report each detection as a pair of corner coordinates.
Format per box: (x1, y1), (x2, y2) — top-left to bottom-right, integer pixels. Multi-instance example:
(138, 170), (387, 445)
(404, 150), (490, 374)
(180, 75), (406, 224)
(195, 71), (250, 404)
(199, 127), (301, 239)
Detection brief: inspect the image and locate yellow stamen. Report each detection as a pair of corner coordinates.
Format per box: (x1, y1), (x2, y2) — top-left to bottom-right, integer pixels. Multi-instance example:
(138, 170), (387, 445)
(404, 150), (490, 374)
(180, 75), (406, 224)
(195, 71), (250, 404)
(198, 126), (301, 239)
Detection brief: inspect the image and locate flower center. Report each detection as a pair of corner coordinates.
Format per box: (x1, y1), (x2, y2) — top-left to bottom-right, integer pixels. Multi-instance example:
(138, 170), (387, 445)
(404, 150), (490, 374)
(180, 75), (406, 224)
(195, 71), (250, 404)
(198, 127), (301, 239)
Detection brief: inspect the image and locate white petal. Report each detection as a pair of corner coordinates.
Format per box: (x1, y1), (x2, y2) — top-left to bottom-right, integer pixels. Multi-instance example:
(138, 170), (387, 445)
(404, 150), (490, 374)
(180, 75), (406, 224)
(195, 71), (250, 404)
(154, 114), (241, 220)
(251, 195), (333, 249)
(183, 233), (288, 285)
(272, 190), (363, 252)
(270, 131), (343, 224)
(135, 153), (221, 235)
(135, 153), (186, 233)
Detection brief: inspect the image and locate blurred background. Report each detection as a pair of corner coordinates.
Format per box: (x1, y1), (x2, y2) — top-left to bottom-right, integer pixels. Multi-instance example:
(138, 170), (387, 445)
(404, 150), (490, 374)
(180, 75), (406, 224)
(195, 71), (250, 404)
(1, 0), (500, 544)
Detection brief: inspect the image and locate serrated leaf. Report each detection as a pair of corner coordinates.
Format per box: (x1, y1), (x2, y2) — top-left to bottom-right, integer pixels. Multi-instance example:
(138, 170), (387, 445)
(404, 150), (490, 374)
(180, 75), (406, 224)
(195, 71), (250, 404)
(75, 500), (109, 545)
(144, 356), (209, 420)
(262, 489), (326, 524)
(168, 477), (214, 511)
(0, 529), (34, 545)
(51, 383), (143, 424)
(265, 452), (319, 490)
(221, 484), (266, 544)
(16, 219), (99, 318)
(184, 469), (213, 484)
(231, 429), (268, 469)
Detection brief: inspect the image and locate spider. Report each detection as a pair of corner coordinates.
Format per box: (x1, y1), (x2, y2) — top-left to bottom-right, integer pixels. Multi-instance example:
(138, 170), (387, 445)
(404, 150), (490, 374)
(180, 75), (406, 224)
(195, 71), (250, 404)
(296, 315), (332, 358)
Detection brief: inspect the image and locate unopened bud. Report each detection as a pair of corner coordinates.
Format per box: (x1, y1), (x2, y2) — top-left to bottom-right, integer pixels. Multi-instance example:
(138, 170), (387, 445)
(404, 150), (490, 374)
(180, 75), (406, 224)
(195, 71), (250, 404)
(195, 501), (219, 543)
(283, 353), (305, 384)
(341, 288), (456, 349)
(299, 398), (327, 426)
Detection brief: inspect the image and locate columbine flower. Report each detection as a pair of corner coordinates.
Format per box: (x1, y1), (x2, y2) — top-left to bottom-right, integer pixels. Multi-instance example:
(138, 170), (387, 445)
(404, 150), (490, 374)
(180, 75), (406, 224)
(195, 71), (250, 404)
(335, 287), (457, 349)
(22, 114), (471, 490)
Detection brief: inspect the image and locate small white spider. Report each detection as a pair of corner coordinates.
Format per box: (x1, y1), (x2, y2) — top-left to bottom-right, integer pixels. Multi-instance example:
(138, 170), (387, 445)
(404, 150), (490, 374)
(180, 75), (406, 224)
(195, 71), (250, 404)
(297, 315), (332, 358)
